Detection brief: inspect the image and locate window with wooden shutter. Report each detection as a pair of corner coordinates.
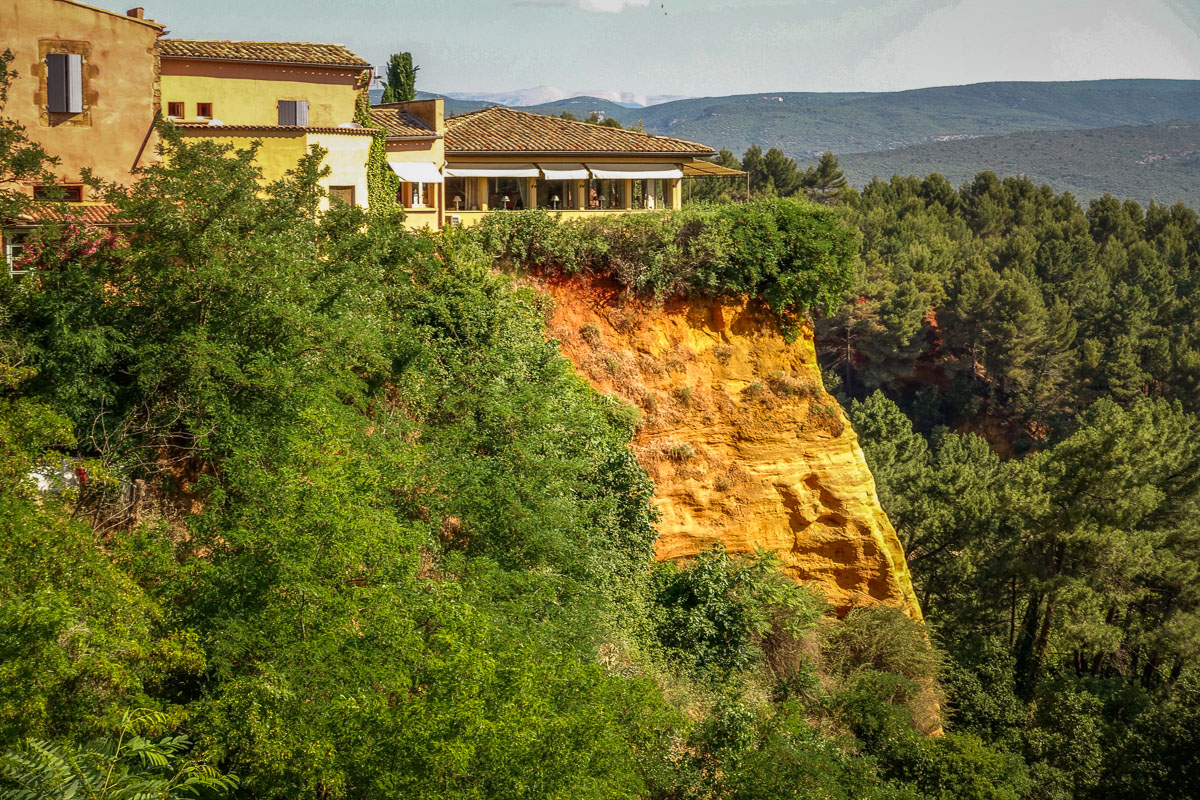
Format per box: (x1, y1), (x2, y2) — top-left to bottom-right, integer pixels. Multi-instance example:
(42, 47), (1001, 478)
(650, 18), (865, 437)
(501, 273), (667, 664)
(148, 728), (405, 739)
(34, 185), (84, 202)
(277, 100), (309, 127)
(328, 186), (355, 206)
(47, 53), (83, 114)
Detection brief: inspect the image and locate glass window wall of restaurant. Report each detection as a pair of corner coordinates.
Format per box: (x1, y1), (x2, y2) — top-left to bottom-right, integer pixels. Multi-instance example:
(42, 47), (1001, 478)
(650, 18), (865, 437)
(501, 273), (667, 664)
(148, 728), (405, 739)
(444, 173), (669, 212)
(445, 177), (473, 211)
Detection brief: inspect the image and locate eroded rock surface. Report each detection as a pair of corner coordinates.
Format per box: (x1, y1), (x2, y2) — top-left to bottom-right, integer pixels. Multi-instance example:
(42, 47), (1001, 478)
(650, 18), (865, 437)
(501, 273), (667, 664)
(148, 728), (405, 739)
(541, 276), (922, 619)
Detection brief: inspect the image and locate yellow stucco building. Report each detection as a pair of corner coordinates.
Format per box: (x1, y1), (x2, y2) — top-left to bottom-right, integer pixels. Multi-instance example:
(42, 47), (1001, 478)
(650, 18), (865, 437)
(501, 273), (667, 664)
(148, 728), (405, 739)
(4, 0), (738, 268)
(158, 39), (375, 211)
(367, 102), (737, 231)
(369, 99), (445, 230)
(436, 105), (727, 228)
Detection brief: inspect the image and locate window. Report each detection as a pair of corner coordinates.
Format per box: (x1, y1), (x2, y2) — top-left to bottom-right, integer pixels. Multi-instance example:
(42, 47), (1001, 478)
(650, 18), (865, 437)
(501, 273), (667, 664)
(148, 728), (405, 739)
(5, 232), (29, 278)
(167, 101), (184, 118)
(446, 177), (474, 211)
(33, 185), (83, 202)
(46, 53), (83, 114)
(277, 100), (309, 126)
(196, 102), (213, 119)
(328, 186), (355, 206)
(399, 182), (433, 209)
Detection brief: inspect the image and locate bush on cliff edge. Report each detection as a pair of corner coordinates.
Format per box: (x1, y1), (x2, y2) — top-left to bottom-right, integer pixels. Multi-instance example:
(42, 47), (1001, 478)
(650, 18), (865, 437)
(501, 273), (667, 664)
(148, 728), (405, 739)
(466, 200), (858, 326)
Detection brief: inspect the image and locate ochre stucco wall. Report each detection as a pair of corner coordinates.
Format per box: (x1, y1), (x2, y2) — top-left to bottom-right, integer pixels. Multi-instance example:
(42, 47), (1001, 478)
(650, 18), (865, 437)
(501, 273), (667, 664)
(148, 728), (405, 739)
(307, 131), (371, 210)
(176, 129), (372, 211)
(0, 0), (161, 192)
(159, 61), (363, 127)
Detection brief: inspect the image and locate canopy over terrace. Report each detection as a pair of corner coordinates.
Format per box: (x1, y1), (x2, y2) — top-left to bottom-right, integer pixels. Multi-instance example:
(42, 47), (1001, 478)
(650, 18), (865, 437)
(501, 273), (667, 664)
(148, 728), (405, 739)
(441, 106), (717, 213)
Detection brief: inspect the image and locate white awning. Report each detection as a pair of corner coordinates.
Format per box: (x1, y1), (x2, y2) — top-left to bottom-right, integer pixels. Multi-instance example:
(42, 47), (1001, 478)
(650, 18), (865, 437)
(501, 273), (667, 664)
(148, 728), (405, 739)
(587, 163), (683, 180)
(539, 163), (589, 180)
(387, 160), (444, 184)
(444, 163), (540, 178)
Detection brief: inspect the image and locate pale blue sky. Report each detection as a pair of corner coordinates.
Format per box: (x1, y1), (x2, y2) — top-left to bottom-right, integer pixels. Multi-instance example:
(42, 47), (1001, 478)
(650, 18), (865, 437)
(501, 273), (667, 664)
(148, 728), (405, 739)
(146, 0), (1200, 97)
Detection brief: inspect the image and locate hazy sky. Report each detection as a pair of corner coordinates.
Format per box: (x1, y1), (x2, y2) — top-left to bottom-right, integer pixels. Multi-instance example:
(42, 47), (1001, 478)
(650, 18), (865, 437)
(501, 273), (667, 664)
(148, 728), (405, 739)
(146, 0), (1200, 96)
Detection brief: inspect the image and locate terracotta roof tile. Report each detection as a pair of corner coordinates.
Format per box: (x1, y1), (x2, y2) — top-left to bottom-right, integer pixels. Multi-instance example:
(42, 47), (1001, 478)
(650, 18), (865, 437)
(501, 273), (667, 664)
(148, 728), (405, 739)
(445, 106), (714, 156)
(367, 106), (439, 138)
(158, 39), (370, 68)
(13, 203), (120, 226)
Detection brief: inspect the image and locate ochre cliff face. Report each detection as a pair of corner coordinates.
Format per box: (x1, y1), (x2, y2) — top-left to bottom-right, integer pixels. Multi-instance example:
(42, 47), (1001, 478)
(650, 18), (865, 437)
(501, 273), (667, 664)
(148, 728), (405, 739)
(540, 276), (922, 619)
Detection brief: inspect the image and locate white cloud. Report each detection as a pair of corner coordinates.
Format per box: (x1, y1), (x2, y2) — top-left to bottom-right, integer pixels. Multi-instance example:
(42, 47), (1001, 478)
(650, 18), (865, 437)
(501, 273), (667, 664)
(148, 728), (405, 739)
(516, 0), (651, 12)
(848, 0), (1200, 91)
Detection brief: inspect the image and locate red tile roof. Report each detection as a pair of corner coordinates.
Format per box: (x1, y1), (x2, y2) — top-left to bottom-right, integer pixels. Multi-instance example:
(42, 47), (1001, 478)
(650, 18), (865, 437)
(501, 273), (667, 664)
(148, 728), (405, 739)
(367, 106), (439, 138)
(12, 203), (120, 226)
(158, 39), (370, 69)
(444, 106), (715, 156)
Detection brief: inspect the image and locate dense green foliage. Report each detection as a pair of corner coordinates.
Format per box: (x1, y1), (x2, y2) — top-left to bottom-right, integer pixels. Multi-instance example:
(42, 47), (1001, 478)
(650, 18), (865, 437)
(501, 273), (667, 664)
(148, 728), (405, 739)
(467, 200), (858, 324)
(828, 170), (1200, 800)
(8, 58), (1200, 796)
(821, 172), (1200, 439)
(0, 76), (974, 797)
(0, 710), (237, 800)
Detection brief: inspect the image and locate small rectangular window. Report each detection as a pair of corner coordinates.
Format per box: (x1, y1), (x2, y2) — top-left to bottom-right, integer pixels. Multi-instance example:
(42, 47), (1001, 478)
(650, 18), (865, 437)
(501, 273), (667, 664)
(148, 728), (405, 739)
(46, 53), (83, 114)
(328, 186), (355, 206)
(167, 101), (184, 118)
(33, 185), (83, 202)
(277, 100), (309, 126)
(5, 233), (29, 278)
(196, 102), (213, 119)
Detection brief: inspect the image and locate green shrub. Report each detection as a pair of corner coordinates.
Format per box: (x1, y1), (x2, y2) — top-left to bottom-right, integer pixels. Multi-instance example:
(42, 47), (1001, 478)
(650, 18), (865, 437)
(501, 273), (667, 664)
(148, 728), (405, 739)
(580, 322), (602, 346)
(834, 674), (1031, 800)
(665, 442), (695, 462)
(742, 381), (767, 401)
(651, 548), (825, 678)
(469, 200), (858, 324)
(821, 605), (943, 689)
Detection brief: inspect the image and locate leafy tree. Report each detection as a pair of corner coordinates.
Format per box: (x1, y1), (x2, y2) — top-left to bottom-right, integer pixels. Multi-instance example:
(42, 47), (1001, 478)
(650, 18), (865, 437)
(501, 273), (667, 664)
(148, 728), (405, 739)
(0, 50), (57, 224)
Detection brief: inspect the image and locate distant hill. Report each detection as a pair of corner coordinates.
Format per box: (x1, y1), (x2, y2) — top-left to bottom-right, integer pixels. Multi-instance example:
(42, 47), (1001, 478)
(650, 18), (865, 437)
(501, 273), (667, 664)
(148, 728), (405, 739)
(838, 121), (1200, 207)
(627, 80), (1200, 158)
(398, 79), (1200, 153)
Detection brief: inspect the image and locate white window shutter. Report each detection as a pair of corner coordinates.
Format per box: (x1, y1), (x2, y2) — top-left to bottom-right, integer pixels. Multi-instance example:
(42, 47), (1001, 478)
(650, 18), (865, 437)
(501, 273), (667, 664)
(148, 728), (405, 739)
(295, 100), (308, 127)
(65, 54), (83, 113)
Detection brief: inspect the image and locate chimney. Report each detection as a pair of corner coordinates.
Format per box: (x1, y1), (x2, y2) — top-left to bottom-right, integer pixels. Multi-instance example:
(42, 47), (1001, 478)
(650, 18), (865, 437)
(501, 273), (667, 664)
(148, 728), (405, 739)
(126, 7), (144, 18)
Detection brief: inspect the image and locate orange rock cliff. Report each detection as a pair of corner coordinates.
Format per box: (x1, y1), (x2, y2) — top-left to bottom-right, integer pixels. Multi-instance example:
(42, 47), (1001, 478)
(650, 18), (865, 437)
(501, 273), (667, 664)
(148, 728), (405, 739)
(540, 275), (922, 619)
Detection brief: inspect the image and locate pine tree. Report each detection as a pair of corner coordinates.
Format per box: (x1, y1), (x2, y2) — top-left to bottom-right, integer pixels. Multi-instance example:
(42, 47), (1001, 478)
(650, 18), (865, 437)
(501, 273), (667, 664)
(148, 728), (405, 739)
(802, 152), (848, 205)
(380, 52), (418, 104)
(741, 144), (768, 195)
(762, 147), (802, 197)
